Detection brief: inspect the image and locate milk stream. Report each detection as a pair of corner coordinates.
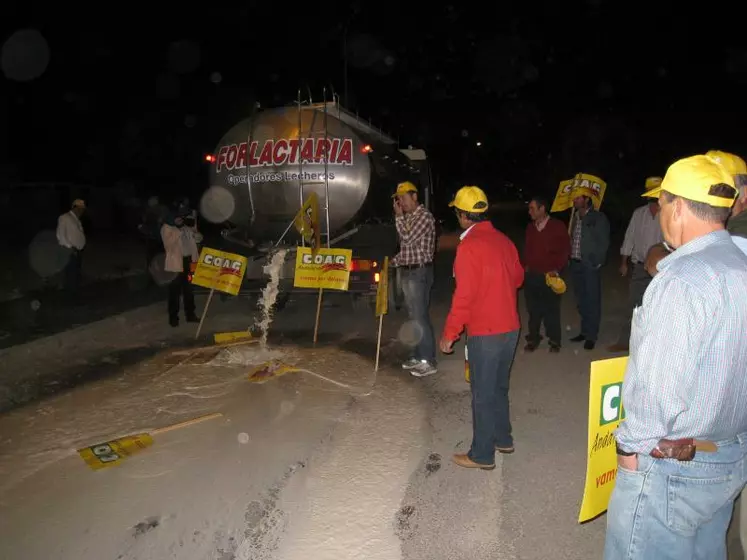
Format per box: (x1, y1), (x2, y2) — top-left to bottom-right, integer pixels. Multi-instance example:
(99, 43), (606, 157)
(255, 248), (288, 347)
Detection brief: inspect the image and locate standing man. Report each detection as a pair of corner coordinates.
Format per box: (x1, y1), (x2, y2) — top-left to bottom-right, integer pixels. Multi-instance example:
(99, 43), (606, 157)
(568, 187), (610, 350)
(161, 211), (202, 327)
(608, 177), (664, 353)
(605, 155), (747, 559)
(523, 195), (570, 352)
(56, 199), (86, 295)
(440, 186), (524, 469)
(391, 181), (438, 377)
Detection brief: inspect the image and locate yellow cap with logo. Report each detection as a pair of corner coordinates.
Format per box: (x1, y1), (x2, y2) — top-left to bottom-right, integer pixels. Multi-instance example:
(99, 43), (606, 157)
(644, 154), (736, 208)
(705, 150), (747, 177)
(545, 273), (566, 295)
(392, 181), (417, 198)
(449, 186), (489, 213)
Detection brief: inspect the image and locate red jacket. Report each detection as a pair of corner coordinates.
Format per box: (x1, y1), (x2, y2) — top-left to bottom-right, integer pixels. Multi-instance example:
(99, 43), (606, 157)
(523, 218), (570, 273)
(443, 221), (524, 341)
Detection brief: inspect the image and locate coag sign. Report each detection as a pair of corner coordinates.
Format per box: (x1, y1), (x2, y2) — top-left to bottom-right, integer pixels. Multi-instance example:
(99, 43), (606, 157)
(301, 253), (347, 266)
(203, 253), (243, 270)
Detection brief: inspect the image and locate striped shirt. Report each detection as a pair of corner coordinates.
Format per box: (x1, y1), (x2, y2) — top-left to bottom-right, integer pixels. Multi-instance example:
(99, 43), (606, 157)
(616, 230), (747, 454)
(392, 204), (436, 267)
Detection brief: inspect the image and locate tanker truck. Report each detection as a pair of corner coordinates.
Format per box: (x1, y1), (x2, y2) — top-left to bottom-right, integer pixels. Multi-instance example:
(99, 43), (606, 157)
(202, 95), (433, 308)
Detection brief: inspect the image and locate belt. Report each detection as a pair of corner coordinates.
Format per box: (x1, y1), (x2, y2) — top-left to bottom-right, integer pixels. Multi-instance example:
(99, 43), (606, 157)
(650, 438), (718, 461)
(399, 262), (432, 270)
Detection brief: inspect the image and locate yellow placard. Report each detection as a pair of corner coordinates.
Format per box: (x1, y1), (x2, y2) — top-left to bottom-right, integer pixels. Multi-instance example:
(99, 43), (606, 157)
(293, 193), (321, 256)
(375, 257), (389, 317)
(78, 434), (154, 471)
(551, 173), (607, 213)
(293, 247), (352, 291)
(214, 331), (252, 344)
(578, 356), (628, 522)
(248, 361), (300, 383)
(191, 247), (248, 296)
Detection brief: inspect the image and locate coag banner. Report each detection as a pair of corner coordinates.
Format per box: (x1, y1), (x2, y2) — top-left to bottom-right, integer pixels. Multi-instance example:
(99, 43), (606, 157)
(578, 356), (628, 522)
(293, 192), (321, 256)
(375, 257), (389, 317)
(78, 434), (154, 471)
(191, 247), (248, 296)
(551, 173), (607, 213)
(293, 247), (353, 291)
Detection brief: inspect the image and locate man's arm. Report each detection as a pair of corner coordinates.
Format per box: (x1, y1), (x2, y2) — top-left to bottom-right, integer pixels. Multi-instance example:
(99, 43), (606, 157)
(596, 212), (611, 263)
(548, 220), (570, 272)
(395, 211), (431, 246)
(615, 277), (706, 454)
(442, 244), (479, 342)
(508, 240), (525, 288)
(56, 215), (67, 247)
(619, 211), (638, 274)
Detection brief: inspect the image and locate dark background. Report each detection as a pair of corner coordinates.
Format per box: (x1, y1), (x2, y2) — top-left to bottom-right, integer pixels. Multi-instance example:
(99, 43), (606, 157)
(2, 1), (745, 239)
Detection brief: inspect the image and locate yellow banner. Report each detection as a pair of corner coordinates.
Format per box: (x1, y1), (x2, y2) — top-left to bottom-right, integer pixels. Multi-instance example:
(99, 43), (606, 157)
(551, 173), (607, 213)
(293, 247), (352, 291)
(191, 247), (248, 296)
(375, 257), (389, 316)
(248, 361), (300, 383)
(578, 356), (628, 522)
(293, 192), (321, 256)
(78, 434), (154, 470)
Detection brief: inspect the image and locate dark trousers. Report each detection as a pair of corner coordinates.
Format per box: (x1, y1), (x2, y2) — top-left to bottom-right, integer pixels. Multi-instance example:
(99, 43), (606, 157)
(63, 249), (82, 294)
(570, 260), (602, 342)
(524, 270), (562, 346)
(615, 262), (652, 346)
(467, 330), (519, 464)
(168, 257), (196, 322)
(400, 266), (436, 364)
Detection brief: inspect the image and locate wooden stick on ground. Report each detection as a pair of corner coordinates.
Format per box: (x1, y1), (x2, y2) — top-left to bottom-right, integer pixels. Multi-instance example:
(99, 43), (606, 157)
(150, 412), (223, 436)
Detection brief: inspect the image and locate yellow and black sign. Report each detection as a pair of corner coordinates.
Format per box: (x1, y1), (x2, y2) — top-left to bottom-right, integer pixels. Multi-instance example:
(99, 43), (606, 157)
(293, 247), (352, 291)
(293, 193), (321, 256)
(551, 173), (607, 213)
(78, 434), (154, 471)
(375, 257), (389, 317)
(191, 247), (248, 296)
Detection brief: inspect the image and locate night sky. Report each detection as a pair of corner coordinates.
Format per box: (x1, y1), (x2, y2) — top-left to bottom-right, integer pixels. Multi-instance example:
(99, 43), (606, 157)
(2, 1), (745, 223)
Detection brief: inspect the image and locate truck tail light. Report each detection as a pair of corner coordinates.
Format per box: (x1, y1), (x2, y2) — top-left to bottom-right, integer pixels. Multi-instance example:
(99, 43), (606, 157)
(374, 272), (380, 283)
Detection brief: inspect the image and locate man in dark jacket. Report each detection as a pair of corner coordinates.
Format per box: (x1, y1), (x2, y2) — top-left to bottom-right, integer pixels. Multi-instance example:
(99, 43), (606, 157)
(568, 187), (610, 350)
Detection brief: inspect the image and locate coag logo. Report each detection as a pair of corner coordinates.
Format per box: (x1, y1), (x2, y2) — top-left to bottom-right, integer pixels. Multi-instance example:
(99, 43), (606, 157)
(599, 382), (625, 426)
(302, 253), (347, 266)
(203, 254), (243, 271)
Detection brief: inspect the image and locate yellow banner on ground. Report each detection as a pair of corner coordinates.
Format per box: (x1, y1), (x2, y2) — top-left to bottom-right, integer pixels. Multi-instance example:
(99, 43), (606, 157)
(191, 247), (248, 296)
(293, 192), (321, 256)
(551, 173), (607, 213)
(375, 257), (389, 316)
(578, 356), (628, 522)
(293, 247), (352, 291)
(213, 331), (252, 344)
(248, 361), (300, 383)
(78, 434), (154, 471)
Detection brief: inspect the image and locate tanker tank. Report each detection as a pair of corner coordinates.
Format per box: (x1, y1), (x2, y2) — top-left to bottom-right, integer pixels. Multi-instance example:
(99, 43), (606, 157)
(202, 103), (424, 243)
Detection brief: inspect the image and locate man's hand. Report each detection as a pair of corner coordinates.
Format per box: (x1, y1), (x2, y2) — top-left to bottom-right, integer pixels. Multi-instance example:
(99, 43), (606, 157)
(645, 244), (670, 277)
(547, 270), (558, 278)
(439, 338), (455, 354)
(617, 453), (638, 472)
(619, 262), (628, 277)
(393, 198), (403, 217)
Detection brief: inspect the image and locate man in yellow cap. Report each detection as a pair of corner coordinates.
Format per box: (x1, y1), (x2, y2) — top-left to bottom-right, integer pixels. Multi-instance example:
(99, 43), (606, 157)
(391, 181), (438, 377)
(605, 154), (747, 559)
(440, 186), (524, 470)
(608, 177), (664, 353)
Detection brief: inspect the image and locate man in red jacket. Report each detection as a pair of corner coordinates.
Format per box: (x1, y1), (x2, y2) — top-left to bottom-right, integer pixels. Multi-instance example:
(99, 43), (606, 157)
(440, 186), (525, 470)
(523, 195), (571, 352)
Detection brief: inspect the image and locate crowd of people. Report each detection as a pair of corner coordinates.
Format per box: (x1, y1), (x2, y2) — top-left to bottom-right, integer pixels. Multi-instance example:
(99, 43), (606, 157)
(389, 150), (747, 559)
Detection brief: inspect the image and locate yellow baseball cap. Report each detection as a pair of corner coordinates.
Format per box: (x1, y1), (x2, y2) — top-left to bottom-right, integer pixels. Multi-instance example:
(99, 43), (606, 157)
(545, 273), (566, 295)
(705, 150), (747, 176)
(645, 154), (736, 208)
(448, 185), (489, 213)
(392, 181), (417, 198)
(642, 176), (663, 198)
(72, 199), (86, 209)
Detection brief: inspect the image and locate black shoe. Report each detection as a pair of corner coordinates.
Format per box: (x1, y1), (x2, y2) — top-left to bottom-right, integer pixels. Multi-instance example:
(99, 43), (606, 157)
(169, 318), (179, 327)
(524, 341), (539, 352)
(570, 334), (585, 342)
(549, 343), (561, 353)
(584, 340), (596, 350)
(185, 315), (200, 323)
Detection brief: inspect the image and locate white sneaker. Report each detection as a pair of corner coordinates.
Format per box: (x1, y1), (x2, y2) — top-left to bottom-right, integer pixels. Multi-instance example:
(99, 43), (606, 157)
(401, 358), (420, 370)
(410, 361), (437, 377)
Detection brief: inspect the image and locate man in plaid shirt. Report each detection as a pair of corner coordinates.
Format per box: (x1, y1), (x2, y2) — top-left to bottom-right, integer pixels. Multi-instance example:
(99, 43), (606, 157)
(392, 181), (437, 377)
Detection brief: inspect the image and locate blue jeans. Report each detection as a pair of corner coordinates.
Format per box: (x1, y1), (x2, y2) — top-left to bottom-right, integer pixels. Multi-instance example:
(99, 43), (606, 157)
(604, 433), (747, 560)
(570, 260), (602, 342)
(400, 266), (436, 364)
(467, 330), (519, 464)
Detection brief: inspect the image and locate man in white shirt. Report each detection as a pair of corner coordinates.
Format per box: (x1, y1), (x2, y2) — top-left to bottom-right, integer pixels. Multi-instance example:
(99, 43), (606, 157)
(608, 177), (664, 352)
(56, 199), (86, 294)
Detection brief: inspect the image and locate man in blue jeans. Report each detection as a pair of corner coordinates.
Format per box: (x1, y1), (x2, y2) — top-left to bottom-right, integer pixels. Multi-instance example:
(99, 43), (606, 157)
(440, 186), (524, 469)
(392, 181), (438, 377)
(606, 155), (747, 559)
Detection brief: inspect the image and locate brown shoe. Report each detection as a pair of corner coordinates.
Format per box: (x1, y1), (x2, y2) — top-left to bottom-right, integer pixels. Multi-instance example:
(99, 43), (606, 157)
(452, 453), (495, 470)
(607, 343), (629, 353)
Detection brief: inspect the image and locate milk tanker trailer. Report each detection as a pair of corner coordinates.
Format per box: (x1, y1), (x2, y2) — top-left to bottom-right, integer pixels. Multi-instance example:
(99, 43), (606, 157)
(205, 97), (433, 306)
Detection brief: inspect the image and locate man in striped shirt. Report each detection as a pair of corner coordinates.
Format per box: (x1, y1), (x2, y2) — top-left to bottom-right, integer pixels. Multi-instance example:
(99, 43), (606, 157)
(392, 181), (437, 377)
(605, 155), (747, 559)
